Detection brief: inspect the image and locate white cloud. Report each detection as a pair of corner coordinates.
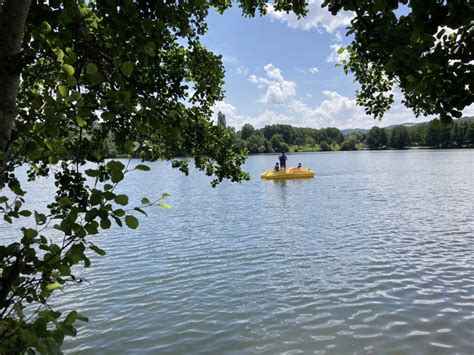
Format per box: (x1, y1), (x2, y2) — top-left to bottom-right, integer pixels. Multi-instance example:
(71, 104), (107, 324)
(213, 101), (238, 117)
(222, 54), (238, 65)
(212, 101), (294, 129)
(267, 0), (354, 34)
(326, 43), (349, 63)
(261, 80), (297, 104)
(295, 67), (320, 75)
(263, 63), (284, 81)
(461, 103), (474, 117)
(223, 65), (436, 130)
(295, 67), (307, 74)
(249, 63), (297, 104)
(248, 74), (272, 88)
(235, 66), (249, 76)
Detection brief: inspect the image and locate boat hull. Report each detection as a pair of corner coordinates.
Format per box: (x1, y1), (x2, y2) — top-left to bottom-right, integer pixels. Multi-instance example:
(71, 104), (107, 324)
(260, 168), (315, 180)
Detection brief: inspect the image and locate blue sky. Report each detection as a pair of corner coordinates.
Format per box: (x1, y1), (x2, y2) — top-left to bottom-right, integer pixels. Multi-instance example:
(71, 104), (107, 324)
(202, 2), (473, 130)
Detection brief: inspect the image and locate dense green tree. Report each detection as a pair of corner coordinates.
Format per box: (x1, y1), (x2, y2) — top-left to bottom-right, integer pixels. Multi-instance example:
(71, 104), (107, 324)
(246, 132), (267, 153)
(424, 120), (440, 147)
(231, 135), (247, 153)
(323, 127), (344, 144)
(323, 0), (473, 122)
(379, 128), (388, 148)
(389, 126), (410, 149)
(438, 122), (453, 148)
(0, 0), (308, 352)
(270, 133), (285, 152)
(449, 124), (459, 147)
(319, 141), (331, 151)
(340, 136), (357, 150)
(279, 142), (290, 153)
(305, 136), (316, 147)
(241, 123), (255, 140)
(465, 122), (474, 146)
(366, 126), (381, 149)
(293, 130), (305, 146)
(217, 111), (226, 128)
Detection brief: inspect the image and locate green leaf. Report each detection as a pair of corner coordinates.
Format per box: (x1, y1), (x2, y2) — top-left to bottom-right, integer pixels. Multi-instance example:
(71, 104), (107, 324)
(23, 228), (38, 240)
(76, 313), (89, 322)
(13, 303), (24, 319)
(125, 215), (139, 229)
(135, 164), (150, 171)
(114, 194), (129, 205)
(61, 64), (75, 76)
(66, 75), (77, 86)
(58, 265), (71, 276)
(58, 84), (69, 97)
(144, 42), (156, 57)
(90, 244), (107, 256)
(114, 208), (125, 217)
(134, 207), (148, 216)
(58, 197), (71, 207)
(76, 116), (86, 127)
(374, 0), (386, 11)
(112, 216), (123, 227)
(35, 211), (47, 225)
(100, 218), (111, 229)
(337, 46), (345, 54)
(159, 203), (172, 209)
(121, 61), (134, 76)
(86, 63), (98, 75)
(40, 21), (52, 34)
(141, 197), (151, 205)
(85, 221), (99, 235)
(46, 282), (61, 292)
(64, 310), (78, 326)
(161, 193), (170, 198)
(85, 169), (100, 177)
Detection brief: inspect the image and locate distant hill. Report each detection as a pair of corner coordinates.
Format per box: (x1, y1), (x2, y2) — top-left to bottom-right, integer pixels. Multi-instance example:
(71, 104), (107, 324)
(341, 128), (368, 135)
(458, 116), (474, 123)
(342, 116), (474, 136)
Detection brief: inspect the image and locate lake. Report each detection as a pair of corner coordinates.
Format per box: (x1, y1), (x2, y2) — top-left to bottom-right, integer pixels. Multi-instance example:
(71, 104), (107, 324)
(2, 150), (474, 353)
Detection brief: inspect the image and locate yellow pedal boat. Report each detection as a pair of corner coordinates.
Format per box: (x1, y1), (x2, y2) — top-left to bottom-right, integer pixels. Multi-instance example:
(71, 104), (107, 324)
(260, 167), (315, 180)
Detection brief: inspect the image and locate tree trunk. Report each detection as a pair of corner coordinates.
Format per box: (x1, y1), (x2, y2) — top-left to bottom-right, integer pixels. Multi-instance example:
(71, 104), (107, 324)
(0, 0), (32, 187)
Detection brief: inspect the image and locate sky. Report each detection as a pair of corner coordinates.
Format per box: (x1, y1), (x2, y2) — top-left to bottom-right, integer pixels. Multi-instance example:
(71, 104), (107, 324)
(203, 1), (474, 130)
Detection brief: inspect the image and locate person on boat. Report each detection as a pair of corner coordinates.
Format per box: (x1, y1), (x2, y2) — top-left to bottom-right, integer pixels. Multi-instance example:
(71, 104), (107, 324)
(274, 162), (280, 172)
(279, 152), (287, 170)
(297, 163), (302, 169)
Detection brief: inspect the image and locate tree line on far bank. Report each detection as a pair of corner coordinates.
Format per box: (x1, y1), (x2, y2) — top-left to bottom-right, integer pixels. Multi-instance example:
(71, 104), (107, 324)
(220, 116), (474, 154)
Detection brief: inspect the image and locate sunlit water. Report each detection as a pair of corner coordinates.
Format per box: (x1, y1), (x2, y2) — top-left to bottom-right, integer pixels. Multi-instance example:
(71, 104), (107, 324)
(1, 150), (473, 353)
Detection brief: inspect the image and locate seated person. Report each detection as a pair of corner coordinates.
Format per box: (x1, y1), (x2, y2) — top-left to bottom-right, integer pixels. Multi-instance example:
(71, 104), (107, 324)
(297, 163), (302, 169)
(274, 162), (280, 171)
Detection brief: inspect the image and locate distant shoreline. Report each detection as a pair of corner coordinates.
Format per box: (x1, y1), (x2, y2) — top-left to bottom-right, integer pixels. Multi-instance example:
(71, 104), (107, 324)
(110, 147), (473, 159)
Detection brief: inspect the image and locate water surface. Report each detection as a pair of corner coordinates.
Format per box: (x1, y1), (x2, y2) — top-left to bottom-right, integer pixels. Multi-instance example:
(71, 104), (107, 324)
(2, 150), (473, 353)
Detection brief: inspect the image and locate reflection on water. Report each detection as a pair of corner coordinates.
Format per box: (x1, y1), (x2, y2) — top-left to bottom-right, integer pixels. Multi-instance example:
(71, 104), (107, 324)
(1, 150), (473, 354)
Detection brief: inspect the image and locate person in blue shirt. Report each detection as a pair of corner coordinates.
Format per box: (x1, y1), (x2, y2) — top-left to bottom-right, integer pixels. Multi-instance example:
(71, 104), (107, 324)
(279, 152), (287, 170)
(274, 162), (280, 171)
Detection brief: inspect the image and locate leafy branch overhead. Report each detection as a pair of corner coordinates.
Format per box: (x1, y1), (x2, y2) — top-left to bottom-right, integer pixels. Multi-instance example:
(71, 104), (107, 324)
(0, 0), (471, 353)
(323, 0), (473, 122)
(0, 1), (308, 352)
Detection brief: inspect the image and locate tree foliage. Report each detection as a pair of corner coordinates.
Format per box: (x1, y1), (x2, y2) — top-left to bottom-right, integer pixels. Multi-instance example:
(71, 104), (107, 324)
(233, 118), (474, 153)
(323, 0), (473, 122)
(217, 111), (226, 128)
(0, 0), (308, 352)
